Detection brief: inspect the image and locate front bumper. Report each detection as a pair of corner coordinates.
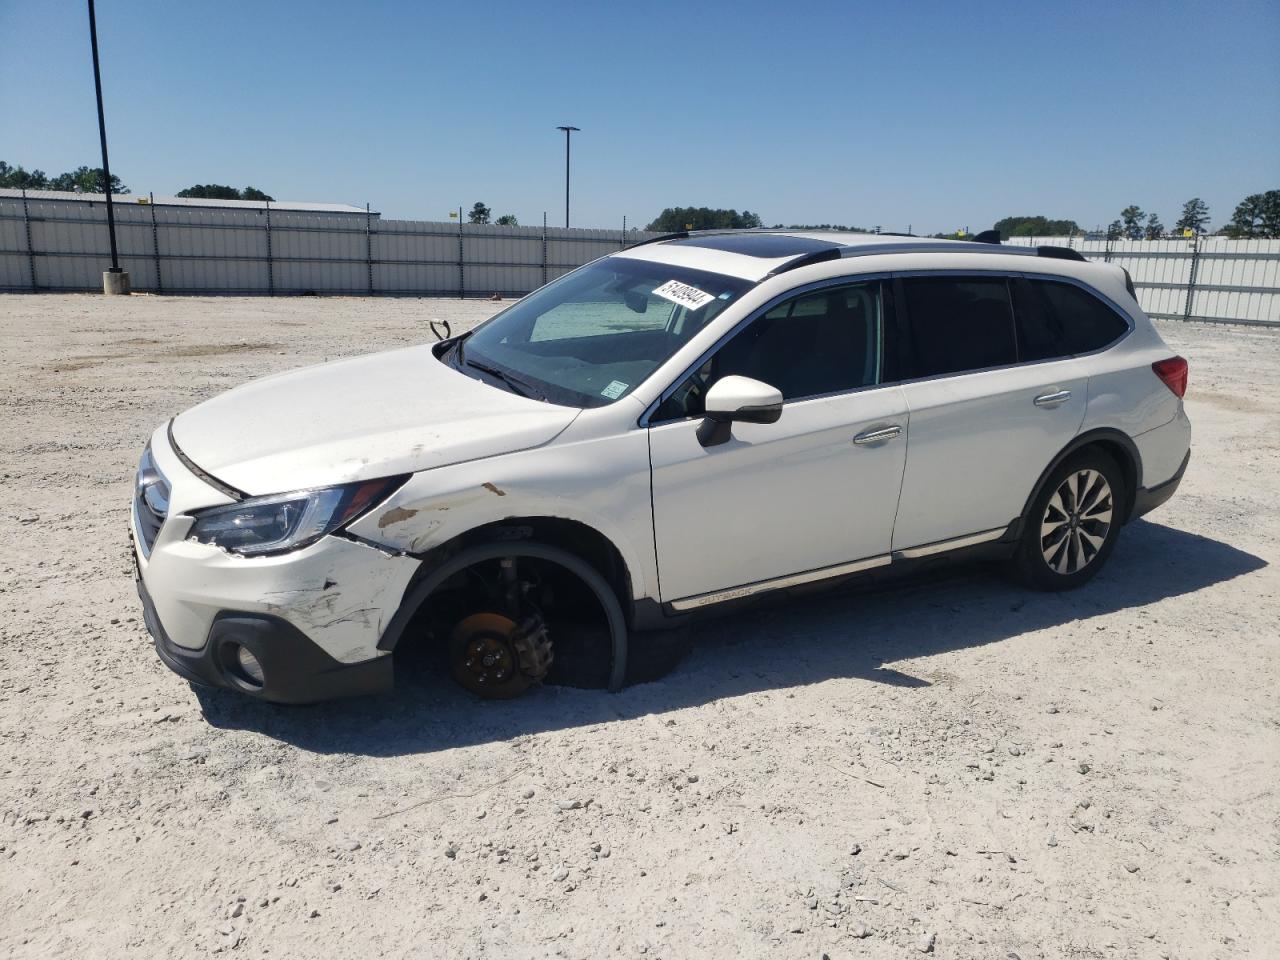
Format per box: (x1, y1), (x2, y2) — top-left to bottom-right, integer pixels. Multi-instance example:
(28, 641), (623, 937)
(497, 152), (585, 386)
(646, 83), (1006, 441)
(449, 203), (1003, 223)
(132, 423), (418, 703)
(137, 572), (393, 703)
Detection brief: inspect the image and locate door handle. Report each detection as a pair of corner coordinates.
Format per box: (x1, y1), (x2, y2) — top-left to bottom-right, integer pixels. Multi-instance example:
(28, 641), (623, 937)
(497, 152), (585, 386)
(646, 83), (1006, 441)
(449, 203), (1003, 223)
(853, 425), (902, 445)
(1034, 389), (1072, 407)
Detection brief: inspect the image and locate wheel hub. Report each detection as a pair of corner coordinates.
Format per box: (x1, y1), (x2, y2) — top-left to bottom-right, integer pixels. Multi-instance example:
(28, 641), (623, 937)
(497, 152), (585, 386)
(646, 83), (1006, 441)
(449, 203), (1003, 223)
(457, 618), (518, 686)
(449, 611), (554, 699)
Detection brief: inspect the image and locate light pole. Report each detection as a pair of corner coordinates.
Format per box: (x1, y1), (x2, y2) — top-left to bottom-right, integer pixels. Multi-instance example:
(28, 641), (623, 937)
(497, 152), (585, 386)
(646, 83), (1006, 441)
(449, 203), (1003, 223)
(556, 125), (579, 229)
(87, 0), (128, 294)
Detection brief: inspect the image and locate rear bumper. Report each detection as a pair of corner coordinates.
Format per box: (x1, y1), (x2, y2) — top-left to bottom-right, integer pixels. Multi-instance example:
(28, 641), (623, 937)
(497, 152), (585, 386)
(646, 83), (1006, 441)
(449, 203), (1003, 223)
(1132, 449), (1190, 521)
(137, 573), (393, 704)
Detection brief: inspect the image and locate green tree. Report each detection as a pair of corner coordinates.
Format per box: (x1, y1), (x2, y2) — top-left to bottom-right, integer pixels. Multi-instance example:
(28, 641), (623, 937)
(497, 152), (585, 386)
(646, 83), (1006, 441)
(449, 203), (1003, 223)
(1106, 220), (1124, 241)
(1225, 190), (1280, 239)
(467, 201), (491, 224)
(47, 166), (129, 194)
(176, 184), (275, 201)
(1119, 205), (1145, 240)
(1174, 198), (1210, 235)
(992, 215), (1081, 239)
(1144, 213), (1164, 240)
(772, 222), (870, 232)
(0, 161), (49, 189)
(176, 184), (242, 200)
(645, 207), (763, 231)
(495, 214), (519, 226)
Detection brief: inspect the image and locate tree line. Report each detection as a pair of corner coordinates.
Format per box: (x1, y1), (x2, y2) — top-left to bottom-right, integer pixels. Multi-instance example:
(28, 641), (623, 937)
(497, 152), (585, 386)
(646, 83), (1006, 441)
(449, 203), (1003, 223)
(641, 195), (1278, 240)
(4, 161), (1276, 238)
(0, 159), (272, 203)
(1098, 193), (1278, 239)
(466, 202), (518, 226)
(0, 160), (128, 195)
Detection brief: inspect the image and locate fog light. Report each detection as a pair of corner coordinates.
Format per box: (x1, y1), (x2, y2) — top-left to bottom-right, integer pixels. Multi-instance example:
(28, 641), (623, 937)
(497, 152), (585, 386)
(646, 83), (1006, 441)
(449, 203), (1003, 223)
(236, 646), (265, 685)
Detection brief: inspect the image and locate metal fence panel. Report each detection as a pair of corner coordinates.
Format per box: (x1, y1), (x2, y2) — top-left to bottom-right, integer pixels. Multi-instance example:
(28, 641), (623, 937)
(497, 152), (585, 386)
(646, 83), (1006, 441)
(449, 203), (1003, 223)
(1, 191), (660, 298)
(4, 191), (1274, 323)
(1005, 235), (1279, 325)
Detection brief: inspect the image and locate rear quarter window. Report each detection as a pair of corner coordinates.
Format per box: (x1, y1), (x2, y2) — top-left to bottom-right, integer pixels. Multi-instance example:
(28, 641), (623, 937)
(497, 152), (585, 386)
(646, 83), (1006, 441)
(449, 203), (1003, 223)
(1028, 279), (1130, 356)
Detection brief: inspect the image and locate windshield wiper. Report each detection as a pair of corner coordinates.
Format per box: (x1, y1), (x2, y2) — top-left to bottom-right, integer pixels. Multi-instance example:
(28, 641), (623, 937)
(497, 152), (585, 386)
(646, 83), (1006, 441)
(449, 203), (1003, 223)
(461, 354), (542, 400)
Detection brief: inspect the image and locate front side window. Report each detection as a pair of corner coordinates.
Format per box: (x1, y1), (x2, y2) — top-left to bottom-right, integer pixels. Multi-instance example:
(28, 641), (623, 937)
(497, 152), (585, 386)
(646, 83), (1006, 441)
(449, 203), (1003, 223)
(654, 281), (884, 421)
(899, 276), (1018, 378)
(456, 258), (751, 407)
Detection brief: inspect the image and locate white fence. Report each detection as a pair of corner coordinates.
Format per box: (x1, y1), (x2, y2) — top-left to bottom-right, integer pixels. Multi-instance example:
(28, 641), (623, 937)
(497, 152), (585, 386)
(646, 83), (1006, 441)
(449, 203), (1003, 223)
(0, 189), (656, 297)
(1005, 236), (1280, 326)
(2, 190), (1276, 325)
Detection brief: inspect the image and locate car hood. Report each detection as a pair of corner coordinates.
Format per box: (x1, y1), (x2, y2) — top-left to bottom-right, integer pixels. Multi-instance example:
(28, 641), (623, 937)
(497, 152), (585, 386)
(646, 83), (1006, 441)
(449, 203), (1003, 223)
(170, 344), (580, 495)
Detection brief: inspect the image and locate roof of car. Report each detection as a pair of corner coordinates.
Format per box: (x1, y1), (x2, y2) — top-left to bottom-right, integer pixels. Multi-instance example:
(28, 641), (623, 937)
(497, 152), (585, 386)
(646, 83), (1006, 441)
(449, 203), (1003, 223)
(614, 229), (1082, 282)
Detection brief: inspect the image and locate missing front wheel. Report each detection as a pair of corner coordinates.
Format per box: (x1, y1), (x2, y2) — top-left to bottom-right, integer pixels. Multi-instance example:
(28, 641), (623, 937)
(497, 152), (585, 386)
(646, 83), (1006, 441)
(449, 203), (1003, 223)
(448, 611), (553, 699)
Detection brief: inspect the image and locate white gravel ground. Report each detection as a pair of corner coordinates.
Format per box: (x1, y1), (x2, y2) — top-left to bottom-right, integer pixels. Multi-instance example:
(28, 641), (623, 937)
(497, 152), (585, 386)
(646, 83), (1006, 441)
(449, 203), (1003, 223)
(0, 294), (1277, 960)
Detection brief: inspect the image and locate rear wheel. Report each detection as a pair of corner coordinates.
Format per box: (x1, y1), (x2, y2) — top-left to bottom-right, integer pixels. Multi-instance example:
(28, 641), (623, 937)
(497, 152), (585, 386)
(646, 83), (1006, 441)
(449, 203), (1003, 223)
(1013, 449), (1125, 590)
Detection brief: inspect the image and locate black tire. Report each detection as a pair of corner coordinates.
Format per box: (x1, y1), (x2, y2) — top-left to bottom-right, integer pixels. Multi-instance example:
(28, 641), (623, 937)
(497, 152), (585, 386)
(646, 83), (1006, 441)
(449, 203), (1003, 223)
(1012, 448), (1126, 591)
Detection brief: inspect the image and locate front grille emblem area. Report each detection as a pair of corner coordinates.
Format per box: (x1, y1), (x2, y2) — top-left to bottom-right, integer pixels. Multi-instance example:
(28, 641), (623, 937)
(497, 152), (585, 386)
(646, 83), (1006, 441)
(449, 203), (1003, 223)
(134, 445), (170, 557)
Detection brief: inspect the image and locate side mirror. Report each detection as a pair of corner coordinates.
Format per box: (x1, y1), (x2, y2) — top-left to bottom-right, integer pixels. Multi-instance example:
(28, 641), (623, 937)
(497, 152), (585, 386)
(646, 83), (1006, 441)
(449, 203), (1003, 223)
(697, 375), (783, 447)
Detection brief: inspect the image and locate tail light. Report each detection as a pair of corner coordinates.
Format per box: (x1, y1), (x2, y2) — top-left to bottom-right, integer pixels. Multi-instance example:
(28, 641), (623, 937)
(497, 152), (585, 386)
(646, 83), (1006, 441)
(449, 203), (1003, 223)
(1152, 356), (1188, 398)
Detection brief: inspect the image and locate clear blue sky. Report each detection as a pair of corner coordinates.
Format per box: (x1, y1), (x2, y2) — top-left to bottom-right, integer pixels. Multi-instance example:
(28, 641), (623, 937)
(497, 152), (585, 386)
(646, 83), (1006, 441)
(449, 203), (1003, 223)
(2, 0), (1277, 233)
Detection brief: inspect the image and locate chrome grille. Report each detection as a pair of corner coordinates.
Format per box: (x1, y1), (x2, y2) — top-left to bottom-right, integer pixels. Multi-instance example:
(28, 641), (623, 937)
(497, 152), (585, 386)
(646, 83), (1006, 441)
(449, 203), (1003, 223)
(134, 445), (170, 557)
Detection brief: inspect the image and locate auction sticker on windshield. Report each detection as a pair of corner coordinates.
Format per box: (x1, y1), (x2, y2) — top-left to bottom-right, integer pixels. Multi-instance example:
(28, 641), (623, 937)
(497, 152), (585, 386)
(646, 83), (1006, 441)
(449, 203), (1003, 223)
(653, 279), (716, 311)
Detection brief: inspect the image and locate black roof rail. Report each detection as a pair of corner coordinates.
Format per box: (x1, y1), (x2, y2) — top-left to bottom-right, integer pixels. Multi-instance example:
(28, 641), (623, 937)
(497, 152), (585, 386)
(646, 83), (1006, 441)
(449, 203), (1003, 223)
(765, 248), (843, 277)
(972, 230), (1002, 244)
(1036, 245), (1086, 262)
(624, 230), (689, 249)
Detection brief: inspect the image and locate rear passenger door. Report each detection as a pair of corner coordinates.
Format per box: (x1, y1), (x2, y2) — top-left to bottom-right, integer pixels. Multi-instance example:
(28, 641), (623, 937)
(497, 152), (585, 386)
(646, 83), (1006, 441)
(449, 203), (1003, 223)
(889, 274), (1090, 552)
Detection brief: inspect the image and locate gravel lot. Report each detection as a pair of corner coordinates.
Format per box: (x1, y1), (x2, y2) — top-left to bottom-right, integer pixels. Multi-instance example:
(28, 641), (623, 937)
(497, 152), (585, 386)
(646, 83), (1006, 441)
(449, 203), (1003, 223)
(1, 294), (1277, 960)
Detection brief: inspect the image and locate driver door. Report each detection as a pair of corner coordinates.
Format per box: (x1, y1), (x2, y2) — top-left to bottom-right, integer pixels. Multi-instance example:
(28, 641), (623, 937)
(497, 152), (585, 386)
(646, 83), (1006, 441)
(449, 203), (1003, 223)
(647, 280), (909, 607)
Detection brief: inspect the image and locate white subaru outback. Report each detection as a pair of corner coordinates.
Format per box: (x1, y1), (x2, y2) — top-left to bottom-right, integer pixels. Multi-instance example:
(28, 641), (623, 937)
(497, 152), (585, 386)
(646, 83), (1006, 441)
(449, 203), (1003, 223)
(132, 231), (1191, 703)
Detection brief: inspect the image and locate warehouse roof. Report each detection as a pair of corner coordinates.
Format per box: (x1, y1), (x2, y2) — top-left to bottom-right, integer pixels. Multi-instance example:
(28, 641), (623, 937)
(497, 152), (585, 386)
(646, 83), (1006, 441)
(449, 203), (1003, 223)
(0, 188), (373, 215)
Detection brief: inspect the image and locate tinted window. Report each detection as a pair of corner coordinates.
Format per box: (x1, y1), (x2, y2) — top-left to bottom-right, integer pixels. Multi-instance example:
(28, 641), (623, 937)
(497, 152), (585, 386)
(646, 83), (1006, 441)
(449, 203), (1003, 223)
(1011, 278), (1064, 362)
(1032, 279), (1129, 355)
(900, 277), (1017, 378)
(653, 282), (883, 421)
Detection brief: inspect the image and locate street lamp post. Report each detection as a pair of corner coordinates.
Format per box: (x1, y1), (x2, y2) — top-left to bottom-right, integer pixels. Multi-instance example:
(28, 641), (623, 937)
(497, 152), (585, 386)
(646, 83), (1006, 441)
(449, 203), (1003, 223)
(555, 125), (579, 229)
(87, 0), (128, 294)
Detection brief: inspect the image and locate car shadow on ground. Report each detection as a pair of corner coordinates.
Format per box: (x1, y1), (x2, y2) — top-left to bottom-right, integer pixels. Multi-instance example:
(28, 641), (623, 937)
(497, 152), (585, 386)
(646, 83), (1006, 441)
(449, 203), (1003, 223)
(194, 519), (1266, 756)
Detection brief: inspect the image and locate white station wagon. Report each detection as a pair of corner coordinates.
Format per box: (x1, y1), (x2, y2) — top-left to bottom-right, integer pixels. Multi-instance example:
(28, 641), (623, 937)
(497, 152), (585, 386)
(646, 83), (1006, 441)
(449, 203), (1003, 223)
(132, 231), (1191, 702)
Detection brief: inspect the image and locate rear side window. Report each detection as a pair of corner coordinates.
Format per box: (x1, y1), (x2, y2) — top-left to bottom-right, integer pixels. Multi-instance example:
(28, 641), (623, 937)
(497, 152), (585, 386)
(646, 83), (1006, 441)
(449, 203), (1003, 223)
(1030, 279), (1129, 355)
(899, 277), (1018, 378)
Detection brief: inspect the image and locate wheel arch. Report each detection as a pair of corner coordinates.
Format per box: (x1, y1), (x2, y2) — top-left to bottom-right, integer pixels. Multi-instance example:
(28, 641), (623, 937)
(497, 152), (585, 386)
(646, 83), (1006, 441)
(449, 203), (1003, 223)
(1015, 428), (1144, 536)
(375, 517), (632, 690)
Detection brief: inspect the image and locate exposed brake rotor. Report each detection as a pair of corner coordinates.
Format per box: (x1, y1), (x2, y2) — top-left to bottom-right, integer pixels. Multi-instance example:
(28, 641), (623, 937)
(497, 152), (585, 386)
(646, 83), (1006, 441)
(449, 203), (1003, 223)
(449, 611), (553, 699)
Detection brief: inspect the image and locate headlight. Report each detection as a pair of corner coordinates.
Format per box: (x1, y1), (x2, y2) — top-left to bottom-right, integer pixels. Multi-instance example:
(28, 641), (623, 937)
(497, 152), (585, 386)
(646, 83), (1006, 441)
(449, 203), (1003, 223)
(188, 476), (407, 557)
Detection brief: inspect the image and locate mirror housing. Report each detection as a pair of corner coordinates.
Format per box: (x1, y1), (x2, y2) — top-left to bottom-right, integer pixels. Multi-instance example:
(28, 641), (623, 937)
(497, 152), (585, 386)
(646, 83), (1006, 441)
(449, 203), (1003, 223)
(622, 290), (649, 314)
(697, 375), (783, 446)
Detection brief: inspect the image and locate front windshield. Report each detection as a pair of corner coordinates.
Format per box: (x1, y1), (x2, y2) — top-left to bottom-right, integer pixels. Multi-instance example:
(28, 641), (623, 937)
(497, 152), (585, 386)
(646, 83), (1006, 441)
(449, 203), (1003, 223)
(455, 257), (752, 407)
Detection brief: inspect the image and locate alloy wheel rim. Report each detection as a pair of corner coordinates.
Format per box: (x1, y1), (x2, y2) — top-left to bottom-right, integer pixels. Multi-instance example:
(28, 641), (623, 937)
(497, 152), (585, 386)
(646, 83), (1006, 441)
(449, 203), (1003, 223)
(1040, 469), (1113, 575)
